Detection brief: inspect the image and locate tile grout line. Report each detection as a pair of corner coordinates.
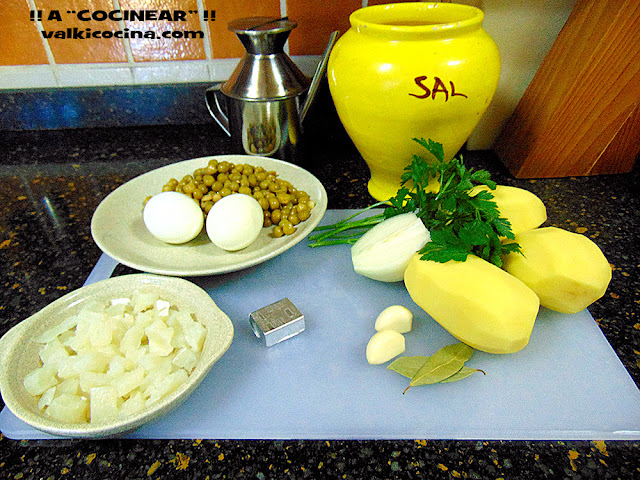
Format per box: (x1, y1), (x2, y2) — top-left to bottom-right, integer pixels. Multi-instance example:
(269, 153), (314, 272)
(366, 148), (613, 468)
(0, 60), (242, 89)
(281, 0), (289, 56)
(4, 1), (320, 89)
(111, 0), (136, 65)
(195, 0), (214, 82)
(28, 0), (58, 86)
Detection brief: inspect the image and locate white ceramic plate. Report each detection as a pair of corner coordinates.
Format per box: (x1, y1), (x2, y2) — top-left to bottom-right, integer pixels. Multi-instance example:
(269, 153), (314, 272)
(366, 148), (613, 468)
(0, 274), (234, 438)
(91, 155), (328, 276)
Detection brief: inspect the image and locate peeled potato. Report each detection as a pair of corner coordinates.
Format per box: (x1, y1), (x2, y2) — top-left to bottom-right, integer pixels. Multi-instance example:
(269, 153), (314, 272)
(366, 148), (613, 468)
(404, 254), (540, 354)
(470, 185), (547, 235)
(502, 227), (612, 314)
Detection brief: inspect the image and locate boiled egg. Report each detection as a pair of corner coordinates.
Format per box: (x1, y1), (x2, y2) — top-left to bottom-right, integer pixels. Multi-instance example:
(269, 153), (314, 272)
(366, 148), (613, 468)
(143, 191), (204, 244)
(206, 194), (264, 251)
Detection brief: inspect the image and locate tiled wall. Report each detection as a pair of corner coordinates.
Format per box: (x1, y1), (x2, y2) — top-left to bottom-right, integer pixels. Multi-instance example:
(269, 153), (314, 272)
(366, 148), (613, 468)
(0, 0), (577, 141)
(0, 0), (372, 89)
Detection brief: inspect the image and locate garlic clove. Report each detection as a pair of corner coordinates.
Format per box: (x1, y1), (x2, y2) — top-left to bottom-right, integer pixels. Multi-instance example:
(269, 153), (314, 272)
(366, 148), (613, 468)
(366, 330), (406, 365)
(374, 305), (413, 333)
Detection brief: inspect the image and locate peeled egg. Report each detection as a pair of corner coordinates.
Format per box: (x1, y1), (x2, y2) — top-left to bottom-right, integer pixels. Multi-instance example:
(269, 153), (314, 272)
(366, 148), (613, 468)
(143, 191), (204, 244)
(206, 194), (264, 251)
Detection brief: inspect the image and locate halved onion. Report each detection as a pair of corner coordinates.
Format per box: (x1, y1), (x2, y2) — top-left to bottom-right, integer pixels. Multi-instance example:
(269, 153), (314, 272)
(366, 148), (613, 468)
(351, 212), (430, 282)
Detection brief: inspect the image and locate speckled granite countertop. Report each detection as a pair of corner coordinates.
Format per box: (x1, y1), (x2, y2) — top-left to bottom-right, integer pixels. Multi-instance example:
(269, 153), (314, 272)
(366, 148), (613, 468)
(0, 122), (638, 479)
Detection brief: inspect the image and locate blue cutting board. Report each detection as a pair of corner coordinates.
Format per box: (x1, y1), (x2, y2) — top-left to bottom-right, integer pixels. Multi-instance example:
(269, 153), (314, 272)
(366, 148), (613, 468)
(2, 210), (640, 440)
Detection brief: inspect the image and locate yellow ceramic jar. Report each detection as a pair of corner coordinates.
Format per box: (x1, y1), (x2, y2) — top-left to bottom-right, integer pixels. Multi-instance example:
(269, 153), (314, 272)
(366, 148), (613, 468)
(328, 2), (500, 201)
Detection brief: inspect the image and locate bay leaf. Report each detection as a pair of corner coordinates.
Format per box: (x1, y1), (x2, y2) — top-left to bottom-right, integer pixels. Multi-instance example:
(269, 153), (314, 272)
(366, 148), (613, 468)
(409, 343), (473, 388)
(388, 356), (429, 379)
(439, 366), (486, 383)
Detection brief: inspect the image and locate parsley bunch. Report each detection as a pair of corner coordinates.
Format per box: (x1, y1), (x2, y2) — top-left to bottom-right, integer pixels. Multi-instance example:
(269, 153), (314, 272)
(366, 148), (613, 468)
(308, 138), (521, 267)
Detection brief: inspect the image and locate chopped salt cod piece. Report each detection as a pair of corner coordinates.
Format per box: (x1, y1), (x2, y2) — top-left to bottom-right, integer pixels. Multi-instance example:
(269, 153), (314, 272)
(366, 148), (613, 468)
(38, 386), (56, 411)
(38, 338), (70, 368)
(124, 344), (148, 365)
(106, 355), (129, 378)
(139, 354), (173, 375)
(131, 291), (160, 313)
(56, 378), (80, 396)
(23, 365), (58, 396)
(87, 315), (114, 348)
(139, 357), (173, 393)
(119, 391), (145, 417)
(24, 292), (206, 425)
(155, 299), (171, 317)
(145, 319), (174, 356)
(131, 309), (155, 330)
(90, 385), (119, 424)
(113, 367), (145, 398)
(46, 393), (88, 424)
(172, 348), (199, 372)
(110, 297), (131, 306)
(78, 371), (109, 392)
(145, 369), (188, 405)
(37, 316), (78, 344)
(120, 324), (144, 356)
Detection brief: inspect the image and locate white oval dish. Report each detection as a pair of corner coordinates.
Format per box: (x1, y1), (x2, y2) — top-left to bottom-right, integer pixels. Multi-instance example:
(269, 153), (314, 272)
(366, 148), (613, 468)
(0, 274), (234, 438)
(91, 155), (328, 276)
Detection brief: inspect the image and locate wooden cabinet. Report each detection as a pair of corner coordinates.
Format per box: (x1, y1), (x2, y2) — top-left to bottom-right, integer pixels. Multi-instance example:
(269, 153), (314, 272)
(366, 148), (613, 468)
(494, 0), (640, 178)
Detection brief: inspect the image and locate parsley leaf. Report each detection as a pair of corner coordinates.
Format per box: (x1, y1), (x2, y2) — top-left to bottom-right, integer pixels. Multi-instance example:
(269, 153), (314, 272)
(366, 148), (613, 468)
(420, 229), (470, 263)
(386, 138), (522, 266)
(412, 138), (445, 162)
(309, 137), (522, 267)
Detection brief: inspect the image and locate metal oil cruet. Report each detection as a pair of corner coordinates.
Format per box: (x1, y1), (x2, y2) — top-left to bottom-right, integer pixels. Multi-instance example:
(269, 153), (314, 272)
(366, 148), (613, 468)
(206, 17), (338, 165)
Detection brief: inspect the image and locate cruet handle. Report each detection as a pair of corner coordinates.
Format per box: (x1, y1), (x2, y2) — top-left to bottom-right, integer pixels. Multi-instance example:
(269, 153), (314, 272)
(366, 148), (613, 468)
(205, 84), (231, 136)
